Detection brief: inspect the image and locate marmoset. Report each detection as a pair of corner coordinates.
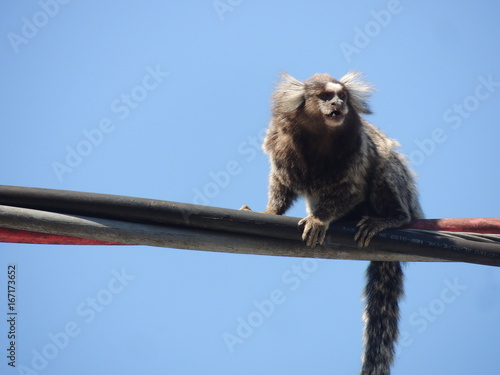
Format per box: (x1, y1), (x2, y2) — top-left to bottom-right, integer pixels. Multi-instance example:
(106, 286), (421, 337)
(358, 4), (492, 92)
(243, 72), (423, 375)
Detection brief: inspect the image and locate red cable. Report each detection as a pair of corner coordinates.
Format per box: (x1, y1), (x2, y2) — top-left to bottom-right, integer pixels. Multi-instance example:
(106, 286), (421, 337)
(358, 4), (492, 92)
(0, 228), (128, 245)
(405, 218), (500, 234)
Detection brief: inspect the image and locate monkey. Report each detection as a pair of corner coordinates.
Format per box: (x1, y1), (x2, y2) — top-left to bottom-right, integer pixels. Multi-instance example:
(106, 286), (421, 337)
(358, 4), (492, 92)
(242, 71), (423, 375)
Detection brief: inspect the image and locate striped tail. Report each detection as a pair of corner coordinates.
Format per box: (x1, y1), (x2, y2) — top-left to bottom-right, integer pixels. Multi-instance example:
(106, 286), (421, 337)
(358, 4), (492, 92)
(361, 261), (404, 375)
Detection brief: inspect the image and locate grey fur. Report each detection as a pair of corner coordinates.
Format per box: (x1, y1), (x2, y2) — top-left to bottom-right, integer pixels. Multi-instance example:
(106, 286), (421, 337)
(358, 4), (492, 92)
(251, 72), (423, 374)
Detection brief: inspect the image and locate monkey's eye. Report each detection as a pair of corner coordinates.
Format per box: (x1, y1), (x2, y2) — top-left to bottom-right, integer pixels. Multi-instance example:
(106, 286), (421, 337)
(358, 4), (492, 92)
(318, 92), (334, 101)
(338, 92), (346, 100)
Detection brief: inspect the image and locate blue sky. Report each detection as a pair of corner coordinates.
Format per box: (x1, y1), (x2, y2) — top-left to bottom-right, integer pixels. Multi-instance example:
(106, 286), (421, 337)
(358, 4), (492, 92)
(1, 1), (500, 374)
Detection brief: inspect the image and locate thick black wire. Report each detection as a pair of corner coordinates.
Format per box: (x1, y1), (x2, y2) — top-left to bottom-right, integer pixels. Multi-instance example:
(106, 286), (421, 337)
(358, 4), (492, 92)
(0, 185), (499, 266)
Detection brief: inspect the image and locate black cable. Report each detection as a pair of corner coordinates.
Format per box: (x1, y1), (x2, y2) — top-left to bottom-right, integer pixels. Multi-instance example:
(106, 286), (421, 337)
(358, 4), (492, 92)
(1, 185), (499, 266)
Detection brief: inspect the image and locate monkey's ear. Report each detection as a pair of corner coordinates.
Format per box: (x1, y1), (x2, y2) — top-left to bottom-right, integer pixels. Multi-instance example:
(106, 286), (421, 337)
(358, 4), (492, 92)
(339, 71), (374, 114)
(272, 72), (306, 113)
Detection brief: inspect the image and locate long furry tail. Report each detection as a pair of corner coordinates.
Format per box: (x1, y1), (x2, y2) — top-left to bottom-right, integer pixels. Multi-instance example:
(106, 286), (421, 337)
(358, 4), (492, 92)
(361, 261), (404, 375)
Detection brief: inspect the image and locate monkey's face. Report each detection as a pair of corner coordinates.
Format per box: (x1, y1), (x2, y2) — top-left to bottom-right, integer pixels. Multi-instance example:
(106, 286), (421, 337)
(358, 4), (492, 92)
(312, 81), (349, 127)
(276, 72), (371, 128)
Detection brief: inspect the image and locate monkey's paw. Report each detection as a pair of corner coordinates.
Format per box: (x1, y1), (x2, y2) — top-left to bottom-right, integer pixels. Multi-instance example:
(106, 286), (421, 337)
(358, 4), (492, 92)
(240, 205), (253, 211)
(298, 215), (327, 248)
(355, 217), (384, 247)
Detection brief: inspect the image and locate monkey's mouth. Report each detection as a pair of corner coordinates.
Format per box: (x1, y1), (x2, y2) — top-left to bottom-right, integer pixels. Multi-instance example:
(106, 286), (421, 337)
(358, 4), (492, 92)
(326, 110), (344, 121)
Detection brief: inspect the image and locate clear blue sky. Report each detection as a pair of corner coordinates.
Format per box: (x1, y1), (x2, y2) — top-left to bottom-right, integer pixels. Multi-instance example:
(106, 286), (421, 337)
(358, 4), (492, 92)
(1, 1), (500, 374)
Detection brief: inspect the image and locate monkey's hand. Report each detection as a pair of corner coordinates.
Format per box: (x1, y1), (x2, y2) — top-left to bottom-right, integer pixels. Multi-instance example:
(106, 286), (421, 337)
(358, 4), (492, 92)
(298, 215), (328, 248)
(355, 217), (385, 247)
(240, 206), (280, 214)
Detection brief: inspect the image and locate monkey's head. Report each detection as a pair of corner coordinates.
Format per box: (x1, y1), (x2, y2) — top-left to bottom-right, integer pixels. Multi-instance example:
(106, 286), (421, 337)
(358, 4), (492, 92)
(272, 71), (374, 129)
(304, 74), (350, 126)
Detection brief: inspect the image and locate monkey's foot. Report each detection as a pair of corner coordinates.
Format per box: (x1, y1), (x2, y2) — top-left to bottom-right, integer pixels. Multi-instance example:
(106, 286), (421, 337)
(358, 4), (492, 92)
(240, 205), (253, 211)
(298, 215), (328, 248)
(355, 217), (386, 247)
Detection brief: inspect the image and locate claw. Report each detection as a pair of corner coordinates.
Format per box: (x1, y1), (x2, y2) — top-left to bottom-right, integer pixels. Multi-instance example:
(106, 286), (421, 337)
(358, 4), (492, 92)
(298, 215), (327, 248)
(355, 217), (383, 247)
(240, 205), (253, 211)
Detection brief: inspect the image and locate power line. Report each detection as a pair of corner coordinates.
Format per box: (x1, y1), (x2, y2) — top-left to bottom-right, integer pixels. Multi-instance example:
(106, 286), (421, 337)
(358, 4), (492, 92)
(0, 185), (499, 267)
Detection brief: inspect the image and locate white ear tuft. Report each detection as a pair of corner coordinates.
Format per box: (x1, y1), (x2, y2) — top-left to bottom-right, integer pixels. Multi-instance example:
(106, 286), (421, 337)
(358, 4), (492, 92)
(273, 72), (306, 113)
(339, 71), (374, 114)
